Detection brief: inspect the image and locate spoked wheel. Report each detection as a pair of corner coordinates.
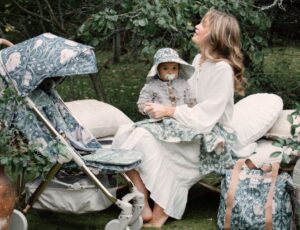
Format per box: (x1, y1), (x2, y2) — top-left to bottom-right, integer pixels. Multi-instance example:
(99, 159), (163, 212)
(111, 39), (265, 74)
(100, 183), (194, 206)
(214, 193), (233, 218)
(105, 219), (130, 230)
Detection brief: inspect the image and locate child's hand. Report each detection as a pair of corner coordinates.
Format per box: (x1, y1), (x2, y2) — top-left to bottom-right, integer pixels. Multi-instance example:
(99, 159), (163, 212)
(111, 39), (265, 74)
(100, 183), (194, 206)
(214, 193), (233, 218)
(144, 102), (175, 119)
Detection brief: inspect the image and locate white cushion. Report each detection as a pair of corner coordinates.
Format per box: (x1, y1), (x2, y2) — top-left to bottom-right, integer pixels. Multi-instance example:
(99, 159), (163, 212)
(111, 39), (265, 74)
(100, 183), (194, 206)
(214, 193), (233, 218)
(265, 109), (299, 139)
(65, 100), (133, 138)
(247, 140), (282, 168)
(233, 142), (257, 158)
(232, 93), (283, 149)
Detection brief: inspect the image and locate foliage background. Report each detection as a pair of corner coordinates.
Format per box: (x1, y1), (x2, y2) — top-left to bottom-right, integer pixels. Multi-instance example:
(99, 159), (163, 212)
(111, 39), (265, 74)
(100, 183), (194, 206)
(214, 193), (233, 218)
(1, 0), (299, 121)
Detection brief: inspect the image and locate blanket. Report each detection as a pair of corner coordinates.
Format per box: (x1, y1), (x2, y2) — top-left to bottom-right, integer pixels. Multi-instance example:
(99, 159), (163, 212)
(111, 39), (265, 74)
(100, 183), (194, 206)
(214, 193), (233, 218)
(135, 118), (237, 175)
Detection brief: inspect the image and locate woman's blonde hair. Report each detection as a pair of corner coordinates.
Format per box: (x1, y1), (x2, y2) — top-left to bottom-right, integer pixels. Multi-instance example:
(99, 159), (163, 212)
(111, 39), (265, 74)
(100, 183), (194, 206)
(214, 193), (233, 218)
(201, 9), (246, 95)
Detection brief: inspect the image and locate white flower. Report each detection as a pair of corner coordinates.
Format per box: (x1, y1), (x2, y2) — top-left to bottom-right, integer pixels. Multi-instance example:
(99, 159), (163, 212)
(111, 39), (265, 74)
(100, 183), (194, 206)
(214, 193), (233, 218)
(33, 39), (43, 49)
(253, 203), (263, 215)
(36, 137), (48, 151)
(60, 49), (76, 64)
(22, 71), (32, 86)
(283, 146), (292, 155)
(43, 33), (57, 39)
(295, 126), (300, 136)
(6, 52), (21, 72)
(65, 40), (78, 46)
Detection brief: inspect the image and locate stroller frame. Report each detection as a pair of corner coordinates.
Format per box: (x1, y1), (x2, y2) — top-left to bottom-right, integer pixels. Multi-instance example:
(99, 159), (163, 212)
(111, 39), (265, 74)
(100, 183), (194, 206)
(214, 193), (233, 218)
(0, 36), (144, 230)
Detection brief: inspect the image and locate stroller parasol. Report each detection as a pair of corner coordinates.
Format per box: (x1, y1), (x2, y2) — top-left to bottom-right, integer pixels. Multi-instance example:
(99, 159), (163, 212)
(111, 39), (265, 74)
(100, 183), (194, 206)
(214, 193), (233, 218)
(0, 32), (97, 96)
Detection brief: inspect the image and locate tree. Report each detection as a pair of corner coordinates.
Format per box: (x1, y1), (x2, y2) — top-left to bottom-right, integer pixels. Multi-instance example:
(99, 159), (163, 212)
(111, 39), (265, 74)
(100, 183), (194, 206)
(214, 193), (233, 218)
(77, 0), (272, 96)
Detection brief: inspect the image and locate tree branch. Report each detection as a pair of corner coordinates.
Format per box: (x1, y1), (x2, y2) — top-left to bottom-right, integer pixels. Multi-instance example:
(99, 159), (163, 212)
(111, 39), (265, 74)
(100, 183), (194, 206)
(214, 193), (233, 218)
(36, 0), (47, 32)
(260, 0), (286, 11)
(12, 0), (50, 22)
(42, 0), (66, 32)
(57, 0), (65, 31)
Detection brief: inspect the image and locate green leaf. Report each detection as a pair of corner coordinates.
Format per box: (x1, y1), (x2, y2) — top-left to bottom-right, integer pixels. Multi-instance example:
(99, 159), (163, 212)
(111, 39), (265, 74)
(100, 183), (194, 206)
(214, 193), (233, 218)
(287, 114), (293, 124)
(272, 139), (284, 147)
(138, 19), (148, 27)
(254, 35), (263, 43)
(270, 151), (282, 158)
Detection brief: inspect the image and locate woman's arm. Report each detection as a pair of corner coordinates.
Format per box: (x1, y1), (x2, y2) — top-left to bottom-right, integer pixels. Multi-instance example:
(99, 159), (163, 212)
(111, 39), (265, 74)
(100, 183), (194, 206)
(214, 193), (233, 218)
(174, 62), (234, 132)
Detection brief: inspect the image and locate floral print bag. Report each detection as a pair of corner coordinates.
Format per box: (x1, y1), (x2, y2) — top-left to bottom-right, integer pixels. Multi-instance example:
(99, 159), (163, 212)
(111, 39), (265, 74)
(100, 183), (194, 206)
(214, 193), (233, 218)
(217, 159), (294, 230)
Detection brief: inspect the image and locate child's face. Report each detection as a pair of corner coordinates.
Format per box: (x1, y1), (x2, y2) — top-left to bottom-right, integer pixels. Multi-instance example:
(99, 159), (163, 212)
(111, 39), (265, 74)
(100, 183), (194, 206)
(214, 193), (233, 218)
(158, 62), (179, 81)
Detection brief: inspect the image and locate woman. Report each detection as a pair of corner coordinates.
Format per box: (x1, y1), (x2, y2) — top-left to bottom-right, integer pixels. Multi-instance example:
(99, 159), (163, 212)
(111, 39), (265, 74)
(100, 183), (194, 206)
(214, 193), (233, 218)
(112, 9), (246, 228)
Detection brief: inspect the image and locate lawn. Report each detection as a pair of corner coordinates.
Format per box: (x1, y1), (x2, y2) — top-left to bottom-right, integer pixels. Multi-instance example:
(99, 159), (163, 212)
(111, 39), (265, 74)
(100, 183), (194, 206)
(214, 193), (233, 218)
(25, 183), (220, 230)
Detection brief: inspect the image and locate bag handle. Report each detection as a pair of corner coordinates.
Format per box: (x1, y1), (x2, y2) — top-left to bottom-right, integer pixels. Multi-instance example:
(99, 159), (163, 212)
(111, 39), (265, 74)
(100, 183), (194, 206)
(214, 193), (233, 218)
(265, 162), (279, 230)
(224, 159), (245, 229)
(224, 159), (280, 230)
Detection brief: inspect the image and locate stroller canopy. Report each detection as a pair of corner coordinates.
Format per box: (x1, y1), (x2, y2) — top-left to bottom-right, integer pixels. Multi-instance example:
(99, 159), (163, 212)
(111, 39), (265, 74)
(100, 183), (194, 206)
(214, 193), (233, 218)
(0, 33), (98, 96)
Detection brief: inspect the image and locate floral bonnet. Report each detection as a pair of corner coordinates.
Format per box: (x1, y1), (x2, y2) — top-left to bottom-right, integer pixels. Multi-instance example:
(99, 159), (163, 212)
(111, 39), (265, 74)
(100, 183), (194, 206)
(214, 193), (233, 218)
(147, 48), (195, 80)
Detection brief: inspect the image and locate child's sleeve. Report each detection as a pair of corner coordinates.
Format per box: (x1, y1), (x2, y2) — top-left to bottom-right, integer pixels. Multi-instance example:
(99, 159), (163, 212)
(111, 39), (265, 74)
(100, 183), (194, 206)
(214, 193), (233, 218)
(184, 83), (197, 107)
(137, 83), (154, 115)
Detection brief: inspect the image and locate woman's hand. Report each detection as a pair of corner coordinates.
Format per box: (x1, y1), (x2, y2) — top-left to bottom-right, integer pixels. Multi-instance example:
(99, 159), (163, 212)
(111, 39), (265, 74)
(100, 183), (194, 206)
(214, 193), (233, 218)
(144, 102), (175, 119)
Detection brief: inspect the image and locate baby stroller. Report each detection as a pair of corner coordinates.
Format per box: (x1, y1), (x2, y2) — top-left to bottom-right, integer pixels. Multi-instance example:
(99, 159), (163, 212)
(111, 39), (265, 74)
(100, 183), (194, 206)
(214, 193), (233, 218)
(0, 33), (144, 230)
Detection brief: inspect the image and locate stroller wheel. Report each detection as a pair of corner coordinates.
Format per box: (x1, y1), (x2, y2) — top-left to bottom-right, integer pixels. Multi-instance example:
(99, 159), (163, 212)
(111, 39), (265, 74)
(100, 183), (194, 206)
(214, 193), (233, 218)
(9, 209), (28, 230)
(104, 219), (130, 230)
(129, 216), (143, 230)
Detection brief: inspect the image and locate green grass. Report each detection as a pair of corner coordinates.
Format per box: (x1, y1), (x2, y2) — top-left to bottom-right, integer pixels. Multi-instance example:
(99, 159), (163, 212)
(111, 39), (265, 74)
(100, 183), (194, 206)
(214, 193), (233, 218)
(25, 184), (220, 230)
(260, 46), (300, 108)
(263, 46), (300, 74)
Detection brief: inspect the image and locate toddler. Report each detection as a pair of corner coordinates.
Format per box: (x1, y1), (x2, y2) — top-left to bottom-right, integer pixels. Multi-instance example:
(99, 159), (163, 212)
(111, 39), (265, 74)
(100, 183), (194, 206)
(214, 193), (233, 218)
(137, 48), (196, 115)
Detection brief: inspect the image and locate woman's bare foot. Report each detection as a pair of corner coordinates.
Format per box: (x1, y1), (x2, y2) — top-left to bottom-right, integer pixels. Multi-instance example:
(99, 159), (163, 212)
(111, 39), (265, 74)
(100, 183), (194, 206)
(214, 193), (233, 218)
(143, 203), (169, 228)
(142, 204), (153, 223)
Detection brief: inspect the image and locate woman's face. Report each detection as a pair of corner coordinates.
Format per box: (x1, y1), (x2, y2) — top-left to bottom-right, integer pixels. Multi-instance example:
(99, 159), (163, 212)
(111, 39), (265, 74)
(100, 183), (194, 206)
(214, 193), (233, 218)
(192, 17), (210, 49)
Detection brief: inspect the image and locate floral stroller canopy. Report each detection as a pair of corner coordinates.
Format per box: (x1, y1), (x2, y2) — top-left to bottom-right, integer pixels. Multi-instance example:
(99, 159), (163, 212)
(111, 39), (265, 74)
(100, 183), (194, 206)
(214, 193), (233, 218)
(0, 33), (142, 172)
(0, 33), (97, 96)
(0, 34), (144, 230)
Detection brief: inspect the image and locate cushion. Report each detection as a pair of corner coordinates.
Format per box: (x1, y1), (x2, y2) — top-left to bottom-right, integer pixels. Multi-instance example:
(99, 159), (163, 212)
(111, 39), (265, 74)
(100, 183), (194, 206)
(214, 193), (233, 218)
(247, 140), (282, 168)
(265, 109), (299, 139)
(233, 142), (257, 158)
(232, 93), (283, 149)
(65, 100), (133, 138)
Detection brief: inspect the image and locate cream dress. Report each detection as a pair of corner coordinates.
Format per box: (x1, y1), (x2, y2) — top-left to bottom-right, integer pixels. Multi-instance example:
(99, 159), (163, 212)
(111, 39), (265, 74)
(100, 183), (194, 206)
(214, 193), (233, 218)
(112, 54), (235, 219)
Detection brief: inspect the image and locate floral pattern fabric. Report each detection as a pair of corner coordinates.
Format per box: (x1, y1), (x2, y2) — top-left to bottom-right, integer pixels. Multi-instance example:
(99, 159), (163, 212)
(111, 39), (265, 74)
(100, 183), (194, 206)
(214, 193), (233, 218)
(0, 33), (98, 96)
(217, 168), (294, 229)
(135, 118), (236, 175)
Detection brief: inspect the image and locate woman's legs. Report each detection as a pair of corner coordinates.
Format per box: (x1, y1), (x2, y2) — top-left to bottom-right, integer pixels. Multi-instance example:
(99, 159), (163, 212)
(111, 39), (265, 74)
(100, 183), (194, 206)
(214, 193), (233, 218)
(143, 203), (169, 228)
(126, 169), (152, 222)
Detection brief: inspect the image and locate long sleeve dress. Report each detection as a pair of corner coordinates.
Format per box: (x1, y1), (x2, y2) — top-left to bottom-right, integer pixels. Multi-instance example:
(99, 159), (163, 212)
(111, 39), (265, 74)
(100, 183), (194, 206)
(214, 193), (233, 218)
(112, 54), (235, 219)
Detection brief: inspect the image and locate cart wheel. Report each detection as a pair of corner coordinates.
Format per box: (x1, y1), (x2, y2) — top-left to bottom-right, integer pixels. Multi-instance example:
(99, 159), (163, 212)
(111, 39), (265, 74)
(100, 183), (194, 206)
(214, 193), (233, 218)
(105, 219), (130, 230)
(129, 216), (143, 230)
